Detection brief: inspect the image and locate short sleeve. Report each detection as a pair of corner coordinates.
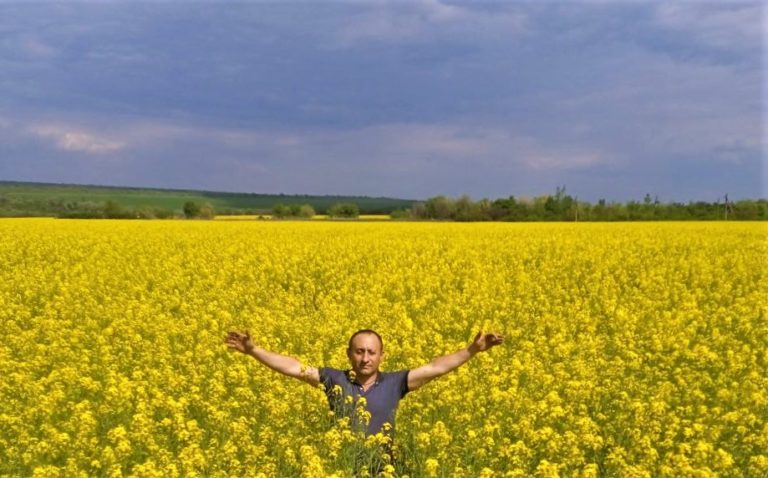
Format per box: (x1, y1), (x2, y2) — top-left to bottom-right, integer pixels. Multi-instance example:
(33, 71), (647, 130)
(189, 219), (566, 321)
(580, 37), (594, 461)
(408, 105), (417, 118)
(318, 367), (334, 393)
(400, 370), (410, 398)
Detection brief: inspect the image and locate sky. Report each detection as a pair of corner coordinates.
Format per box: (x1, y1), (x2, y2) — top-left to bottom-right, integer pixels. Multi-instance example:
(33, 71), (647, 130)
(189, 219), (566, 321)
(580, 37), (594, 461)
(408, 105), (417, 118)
(0, 1), (764, 202)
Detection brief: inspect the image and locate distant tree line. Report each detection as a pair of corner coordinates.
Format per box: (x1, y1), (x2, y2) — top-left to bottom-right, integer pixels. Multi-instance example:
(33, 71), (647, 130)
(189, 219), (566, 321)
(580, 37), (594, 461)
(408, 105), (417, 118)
(395, 188), (767, 221)
(57, 200), (217, 219)
(0, 181), (413, 214)
(0, 196), (219, 219)
(0, 198), (180, 219)
(1, 187), (765, 221)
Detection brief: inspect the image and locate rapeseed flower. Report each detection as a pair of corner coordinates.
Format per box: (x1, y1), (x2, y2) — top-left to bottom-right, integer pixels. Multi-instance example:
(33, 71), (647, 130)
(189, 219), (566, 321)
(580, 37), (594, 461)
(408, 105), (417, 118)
(0, 220), (764, 477)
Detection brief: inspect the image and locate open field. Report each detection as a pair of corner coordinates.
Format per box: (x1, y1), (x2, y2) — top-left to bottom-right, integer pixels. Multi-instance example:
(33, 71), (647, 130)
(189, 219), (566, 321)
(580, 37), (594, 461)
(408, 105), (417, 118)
(0, 181), (414, 216)
(0, 220), (765, 477)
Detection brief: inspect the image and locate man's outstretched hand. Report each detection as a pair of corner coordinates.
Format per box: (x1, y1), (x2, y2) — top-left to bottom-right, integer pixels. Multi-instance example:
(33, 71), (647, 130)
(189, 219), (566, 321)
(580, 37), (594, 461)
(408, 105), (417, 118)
(469, 331), (504, 354)
(225, 330), (255, 355)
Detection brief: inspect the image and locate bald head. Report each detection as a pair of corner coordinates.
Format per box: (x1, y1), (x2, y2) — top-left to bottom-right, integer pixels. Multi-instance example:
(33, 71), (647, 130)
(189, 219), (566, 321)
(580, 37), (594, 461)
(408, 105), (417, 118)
(347, 329), (383, 352)
(346, 329), (384, 379)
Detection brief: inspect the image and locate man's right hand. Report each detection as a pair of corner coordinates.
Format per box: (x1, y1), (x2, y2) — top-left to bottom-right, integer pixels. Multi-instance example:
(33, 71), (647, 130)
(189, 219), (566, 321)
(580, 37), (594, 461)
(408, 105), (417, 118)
(225, 330), (320, 386)
(225, 330), (255, 355)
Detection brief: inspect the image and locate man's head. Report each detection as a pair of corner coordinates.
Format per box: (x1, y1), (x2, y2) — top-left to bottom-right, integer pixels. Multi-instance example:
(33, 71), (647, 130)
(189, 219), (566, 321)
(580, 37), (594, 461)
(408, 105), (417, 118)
(347, 329), (383, 378)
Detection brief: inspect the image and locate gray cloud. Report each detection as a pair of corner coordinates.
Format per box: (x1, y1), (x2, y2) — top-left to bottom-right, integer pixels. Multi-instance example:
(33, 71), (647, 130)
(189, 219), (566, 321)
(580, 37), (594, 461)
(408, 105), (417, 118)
(653, 2), (763, 52)
(334, 0), (528, 46)
(0, 1), (762, 201)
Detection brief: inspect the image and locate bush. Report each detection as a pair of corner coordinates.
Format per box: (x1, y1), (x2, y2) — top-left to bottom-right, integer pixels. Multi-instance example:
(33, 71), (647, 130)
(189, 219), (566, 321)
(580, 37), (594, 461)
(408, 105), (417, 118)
(153, 207), (175, 219)
(198, 202), (215, 219)
(272, 204), (290, 219)
(425, 196), (454, 220)
(103, 200), (124, 218)
(327, 202), (359, 218)
(183, 201), (201, 218)
(183, 201), (214, 219)
(298, 204), (315, 218)
(389, 209), (411, 220)
(272, 203), (315, 219)
(136, 206), (156, 219)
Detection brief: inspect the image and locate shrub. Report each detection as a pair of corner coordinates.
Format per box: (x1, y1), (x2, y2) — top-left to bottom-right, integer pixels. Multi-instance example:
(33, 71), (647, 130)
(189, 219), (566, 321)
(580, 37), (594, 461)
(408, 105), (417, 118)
(298, 204), (316, 218)
(389, 209), (411, 220)
(183, 201), (201, 218)
(184, 201), (215, 219)
(327, 202), (359, 218)
(272, 204), (290, 219)
(198, 202), (215, 219)
(273, 203), (316, 219)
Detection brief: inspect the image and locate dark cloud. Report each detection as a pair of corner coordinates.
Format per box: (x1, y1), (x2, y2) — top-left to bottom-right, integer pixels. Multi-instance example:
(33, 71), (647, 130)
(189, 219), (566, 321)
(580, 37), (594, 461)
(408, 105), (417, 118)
(0, 1), (763, 201)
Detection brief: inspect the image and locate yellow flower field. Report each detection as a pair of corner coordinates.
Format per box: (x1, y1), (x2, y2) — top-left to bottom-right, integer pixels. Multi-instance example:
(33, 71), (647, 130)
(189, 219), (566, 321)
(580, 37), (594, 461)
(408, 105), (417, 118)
(0, 219), (766, 477)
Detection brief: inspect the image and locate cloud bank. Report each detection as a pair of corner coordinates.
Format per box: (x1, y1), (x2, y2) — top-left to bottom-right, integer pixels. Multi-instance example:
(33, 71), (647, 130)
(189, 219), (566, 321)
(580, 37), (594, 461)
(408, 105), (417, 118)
(0, 1), (763, 201)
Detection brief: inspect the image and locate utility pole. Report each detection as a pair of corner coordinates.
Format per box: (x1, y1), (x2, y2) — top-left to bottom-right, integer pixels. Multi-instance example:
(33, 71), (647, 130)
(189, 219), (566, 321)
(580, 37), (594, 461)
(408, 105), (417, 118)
(724, 194), (729, 220)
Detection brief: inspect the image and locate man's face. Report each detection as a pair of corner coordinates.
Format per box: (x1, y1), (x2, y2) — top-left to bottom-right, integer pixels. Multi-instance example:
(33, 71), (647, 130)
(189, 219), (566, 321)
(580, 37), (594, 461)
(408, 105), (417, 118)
(347, 333), (383, 378)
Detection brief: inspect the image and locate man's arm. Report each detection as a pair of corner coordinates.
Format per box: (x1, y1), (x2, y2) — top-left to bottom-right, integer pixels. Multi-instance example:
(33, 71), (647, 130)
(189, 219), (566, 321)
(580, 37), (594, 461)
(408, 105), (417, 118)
(225, 330), (320, 386)
(407, 331), (504, 392)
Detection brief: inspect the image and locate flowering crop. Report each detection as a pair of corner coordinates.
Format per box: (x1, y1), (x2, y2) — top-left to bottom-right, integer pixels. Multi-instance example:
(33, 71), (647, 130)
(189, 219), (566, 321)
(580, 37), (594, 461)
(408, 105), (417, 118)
(0, 219), (765, 477)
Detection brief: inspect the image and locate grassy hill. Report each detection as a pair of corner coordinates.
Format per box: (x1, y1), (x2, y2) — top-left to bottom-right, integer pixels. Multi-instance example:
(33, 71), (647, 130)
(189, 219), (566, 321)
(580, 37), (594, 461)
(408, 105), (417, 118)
(0, 181), (416, 217)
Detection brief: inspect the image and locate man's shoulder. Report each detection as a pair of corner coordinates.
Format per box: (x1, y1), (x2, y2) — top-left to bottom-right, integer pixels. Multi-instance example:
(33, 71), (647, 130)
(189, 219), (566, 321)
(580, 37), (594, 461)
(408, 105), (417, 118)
(319, 367), (348, 381)
(380, 369), (409, 376)
(379, 370), (410, 398)
(319, 366), (345, 374)
(379, 369), (409, 382)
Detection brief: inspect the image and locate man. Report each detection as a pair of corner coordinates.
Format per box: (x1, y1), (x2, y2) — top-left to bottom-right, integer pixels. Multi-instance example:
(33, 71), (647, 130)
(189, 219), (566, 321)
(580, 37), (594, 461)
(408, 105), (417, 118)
(224, 328), (504, 436)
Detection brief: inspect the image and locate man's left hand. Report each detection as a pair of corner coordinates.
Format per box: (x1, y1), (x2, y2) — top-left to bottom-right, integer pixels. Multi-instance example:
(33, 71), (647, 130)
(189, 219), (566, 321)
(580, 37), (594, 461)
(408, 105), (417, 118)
(469, 331), (504, 354)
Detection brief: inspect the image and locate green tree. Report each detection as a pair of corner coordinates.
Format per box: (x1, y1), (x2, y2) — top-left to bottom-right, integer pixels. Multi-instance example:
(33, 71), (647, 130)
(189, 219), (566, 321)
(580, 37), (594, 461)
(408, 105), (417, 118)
(409, 202), (427, 219)
(476, 198), (492, 221)
(183, 201), (201, 219)
(272, 204), (290, 218)
(733, 200), (759, 220)
(327, 202), (359, 218)
(136, 206), (156, 219)
(389, 208), (411, 219)
(424, 195), (454, 220)
(298, 204), (316, 218)
(199, 202), (215, 219)
(104, 200), (124, 219)
(453, 195), (475, 221)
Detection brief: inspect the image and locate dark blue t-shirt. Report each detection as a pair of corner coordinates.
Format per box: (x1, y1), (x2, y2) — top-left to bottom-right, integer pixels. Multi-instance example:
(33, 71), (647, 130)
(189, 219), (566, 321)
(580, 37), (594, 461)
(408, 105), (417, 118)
(319, 368), (409, 435)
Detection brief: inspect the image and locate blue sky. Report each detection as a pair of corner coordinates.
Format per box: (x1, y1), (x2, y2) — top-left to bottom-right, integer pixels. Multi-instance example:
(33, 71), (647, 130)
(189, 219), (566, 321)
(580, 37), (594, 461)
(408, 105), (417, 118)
(0, 1), (763, 202)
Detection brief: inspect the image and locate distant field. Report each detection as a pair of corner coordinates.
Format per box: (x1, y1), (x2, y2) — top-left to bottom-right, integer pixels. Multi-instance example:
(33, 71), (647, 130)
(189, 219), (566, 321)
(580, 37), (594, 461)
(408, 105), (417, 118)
(214, 215), (392, 221)
(0, 181), (415, 216)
